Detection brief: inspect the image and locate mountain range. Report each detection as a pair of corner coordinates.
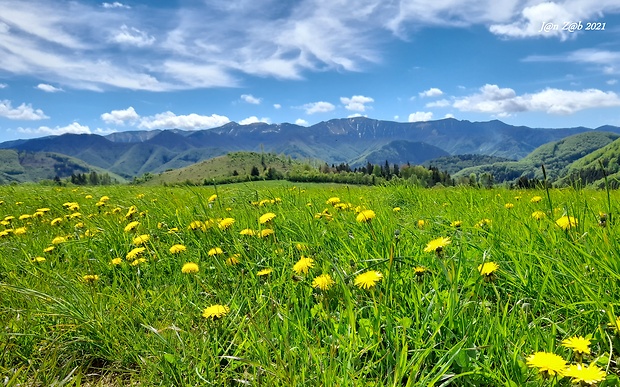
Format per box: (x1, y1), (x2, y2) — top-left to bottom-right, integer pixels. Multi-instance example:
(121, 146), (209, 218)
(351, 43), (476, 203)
(1, 117), (619, 184)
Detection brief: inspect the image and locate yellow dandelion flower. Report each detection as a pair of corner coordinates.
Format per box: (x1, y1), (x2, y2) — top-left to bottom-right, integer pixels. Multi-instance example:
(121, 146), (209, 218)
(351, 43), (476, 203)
(295, 243), (309, 251)
(450, 220), (462, 227)
(478, 262), (499, 276)
(170, 244), (187, 254)
(526, 352), (566, 376)
(556, 216), (578, 230)
(52, 236), (67, 244)
(505, 203), (514, 209)
(356, 210), (376, 223)
(43, 246), (55, 253)
(218, 217), (235, 230)
(124, 221), (140, 232)
(240, 228), (255, 236)
(226, 254), (241, 266)
(125, 206), (138, 218)
(417, 219), (425, 228)
(99, 196), (110, 202)
(126, 247), (146, 260)
(136, 193), (145, 199)
(85, 194), (93, 199)
(50, 217), (63, 226)
(132, 234), (150, 245)
(293, 256), (314, 275)
(208, 194), (217, 202)
(82, 274), (100, 283)
(326, 197), (340, 205)
(202, 304), (229, 319)
(259, 212), (277, 224)
(354, 270), (383, 289)
(19, 214), (31, 220)
(414, 266), (427, 275)
(37, 207), (50, 213)
(110, 257), (122, 265)
(131, 257), (147, 266)
(259, 229), (274, 238)
(312, 274), (335, 290)
(257, 268), (273, 276)
(33, 256), (46, 263)
(530, 196), (542, 203)
(69, 212), (81, 219)
(564, 363), (606, 385)
(424, 237), (451, 253)
(475, 219), (492, 228)
(74, 222), (84, 229)
(392, 207), (401, 212)
(181, 262), (199, 274)
(207, 247), (223, 256)
(112, 207), (122, 213)
(33, 211), (45, 218)
(0, 230), (10, 237)
(532, 211), (546, 220)
(561, 336), (591, 355)
(96, 201), (106, 207)
(189, 220), (205, 231)
(4, 215), (15, 222)
(14, 227), (26, 235)
(608, 316), (620, 332)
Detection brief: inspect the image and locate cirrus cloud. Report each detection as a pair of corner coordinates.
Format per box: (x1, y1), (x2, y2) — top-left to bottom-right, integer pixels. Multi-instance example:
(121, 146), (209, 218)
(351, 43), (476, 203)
(36, 83), (63, 93)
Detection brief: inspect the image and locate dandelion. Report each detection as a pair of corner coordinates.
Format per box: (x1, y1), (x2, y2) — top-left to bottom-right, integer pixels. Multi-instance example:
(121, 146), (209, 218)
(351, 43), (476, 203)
(293, 256), (314, 275)
(608, 316), (620, 332)
(136, 193), (145, 199)
(326, 197), (340, 205)
(110, 257), (122, 265)
(208, 194), (218, 202)
(125, 206), (138, 219)
(126, 247), (146, 260)
(532, 211), (546, 220)
(240, 228), (255, 236)
(354, 270), (383, 289)
(259, 212), (276, 224)
(259, 229), (275, 238)
(505, 203), (514, 209)
(181, 262), (199, 274)
(82, 274), (100, 283)
(85, 194), (93, 199)
(219, 218), (235, 230)
(208, 247), (223, 256)
(19, 214), (31, 220)
(526, 351), (566, 377)
(295, 243), (309, 251)
(530, 196), (542, 203)
(43, 246), (55, 253)
(51, 217), (63, 226)
(476, 219), (492, 228)
(257, 268), (273, 276)
(96, 201), (106, 207)
(74, 222), (84, 229)
(450, 220), (462, 227)
(556, 216), (578, 231)
(561, 336), (590, 355)
(170, 244), (187, 254)
(312, 274), (335, 290)
(393, 207), (401, 212)
(564, 363), (606, 385)
(356, 210), (376, 223)
(99, 196), (110, 202)
(189, 220), (205, 231)
(37, 208), (50, 213)
(424, 237), (451, 253)
(124, 221), (140, 232)
(202, 304), (229, 320)
(51, 236), (67, 244)
(478, 262), (499, 278)
(417, 219), (425, 228)
(33, 256), (46, 263)
(14, 227), (26, 235)
(131, 258), (147, 266)
(226, 254), (241, 266)
(132, 234), (150, 245)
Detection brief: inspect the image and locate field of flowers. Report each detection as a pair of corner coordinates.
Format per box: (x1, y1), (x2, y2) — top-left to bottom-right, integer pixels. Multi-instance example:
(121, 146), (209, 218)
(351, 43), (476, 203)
(1, 181), (620, 386)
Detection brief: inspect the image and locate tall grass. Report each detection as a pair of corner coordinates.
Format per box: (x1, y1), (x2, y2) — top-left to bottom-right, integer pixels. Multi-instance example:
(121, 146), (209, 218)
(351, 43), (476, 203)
(1, 182), (619, 386)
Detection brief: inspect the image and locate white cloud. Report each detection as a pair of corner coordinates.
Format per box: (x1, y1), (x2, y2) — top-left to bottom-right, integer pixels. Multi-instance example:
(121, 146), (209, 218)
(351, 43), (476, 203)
(302, 101), (335, 115)
(340, 95), (374, 112)
(0, 100), (48, 120)
(239, 116), (270, 125)
(273, 103), (281, 109)
(95, 127), (117, 135)
(393, 115), (399, 120)
(0, 83), (7, 89)
(419, 88), (443, 98)
(102, 2), (130, 9)
(347, 113), (366, 118)
(101, 106), (140, 125)
(444, 113), (455, 119)
(453, 84), (620, 116)
(608, 79), (618, 85)
(18, 121), (91, 135)
(295, 118), (309, 126)
(241, 94), (261, 104)
(110, 25), (155, 47)
(425, 99), (450, 108)
(523, 49), (620, 75)
(408, 111), (433, 122)
(36, 83), (63, 93)
(138, 112), (230, 130)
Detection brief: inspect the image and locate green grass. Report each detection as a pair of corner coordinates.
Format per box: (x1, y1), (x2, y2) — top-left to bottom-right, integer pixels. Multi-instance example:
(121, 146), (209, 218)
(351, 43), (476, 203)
(1, 182), (619, 386)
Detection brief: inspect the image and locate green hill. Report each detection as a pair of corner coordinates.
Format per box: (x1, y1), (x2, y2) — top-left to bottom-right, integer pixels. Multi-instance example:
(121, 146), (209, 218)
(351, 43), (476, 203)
(454, 131), (619, 183)
(559, 137), (620, 188)
(424, 154), (514, 175)
(145, 152), (302, 185)
(348, 140), (449, 167)
(0, 150), (126, 184)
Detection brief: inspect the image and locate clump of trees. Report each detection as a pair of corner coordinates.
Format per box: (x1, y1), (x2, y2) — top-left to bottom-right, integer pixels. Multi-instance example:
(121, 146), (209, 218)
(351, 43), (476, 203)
(70, 171), (116, 185)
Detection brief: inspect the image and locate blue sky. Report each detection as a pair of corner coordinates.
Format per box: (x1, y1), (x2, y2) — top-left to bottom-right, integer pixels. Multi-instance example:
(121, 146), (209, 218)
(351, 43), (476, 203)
(0, 0), (619, 142)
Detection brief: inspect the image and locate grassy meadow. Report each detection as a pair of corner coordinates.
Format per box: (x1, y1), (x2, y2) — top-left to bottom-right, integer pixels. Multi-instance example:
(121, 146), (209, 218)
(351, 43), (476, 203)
(1, 181), (620, 386)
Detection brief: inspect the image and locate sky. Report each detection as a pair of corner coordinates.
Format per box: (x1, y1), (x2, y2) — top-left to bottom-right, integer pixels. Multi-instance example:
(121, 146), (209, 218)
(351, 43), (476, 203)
(0, 0), (619, 142)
